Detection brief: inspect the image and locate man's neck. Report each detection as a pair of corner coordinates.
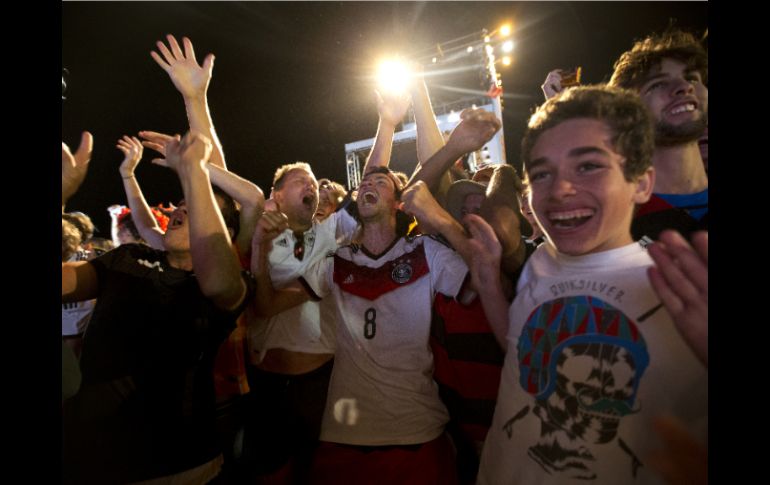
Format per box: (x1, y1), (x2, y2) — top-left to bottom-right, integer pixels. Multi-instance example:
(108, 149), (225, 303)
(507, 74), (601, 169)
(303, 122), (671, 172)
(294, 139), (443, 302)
(166, 250), (193, 271)
(359, 217), (398, 256)
(288, 217), (312, 234)
(652, 141), (708, 194)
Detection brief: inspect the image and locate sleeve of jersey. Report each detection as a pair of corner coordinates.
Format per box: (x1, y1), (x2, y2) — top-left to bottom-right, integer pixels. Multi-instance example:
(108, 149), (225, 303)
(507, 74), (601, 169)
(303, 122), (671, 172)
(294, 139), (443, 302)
(298, 253), (334, 300)
(424, 236), (469, 299)
(332, 208), (359, 241)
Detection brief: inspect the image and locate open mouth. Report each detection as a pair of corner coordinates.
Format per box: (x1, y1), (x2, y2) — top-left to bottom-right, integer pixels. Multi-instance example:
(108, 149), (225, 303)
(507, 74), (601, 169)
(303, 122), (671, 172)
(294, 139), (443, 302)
(668, 102), (696, 116)
(168, 212), (185, 229)
(361, 192), (378, 205)
(548, 208), (595, 229)
(302, 195), (315, 210)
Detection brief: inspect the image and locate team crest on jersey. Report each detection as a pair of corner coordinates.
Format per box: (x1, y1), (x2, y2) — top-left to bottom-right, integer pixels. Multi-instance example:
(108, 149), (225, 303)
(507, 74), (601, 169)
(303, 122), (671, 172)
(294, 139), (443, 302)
(391, 262), (412, 284)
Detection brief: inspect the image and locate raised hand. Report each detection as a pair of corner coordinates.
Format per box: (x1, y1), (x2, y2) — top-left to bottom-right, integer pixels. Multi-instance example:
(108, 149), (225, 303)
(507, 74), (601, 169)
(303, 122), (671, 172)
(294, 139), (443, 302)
(445, 108), (501, 156)
(150, 35), (214, 100)
(164, 131), (213, 175)
(62, 131), (93, 206)
(116, 135), (144, 178)
(465, 214), (503, 290)
(647, 230), (708, 367)
(253, 200), (289, 245)
(375, 89), (411, 127)
(400, 181), (449, 229)
(138, 130), (181, 168)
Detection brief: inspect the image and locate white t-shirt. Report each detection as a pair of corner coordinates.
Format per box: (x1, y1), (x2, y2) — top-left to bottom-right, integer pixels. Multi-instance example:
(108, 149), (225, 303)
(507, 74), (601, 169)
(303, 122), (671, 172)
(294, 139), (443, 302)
(478, 242), (707, 485)
(302, 235), (468, 446)
(247, 210), (357, 364)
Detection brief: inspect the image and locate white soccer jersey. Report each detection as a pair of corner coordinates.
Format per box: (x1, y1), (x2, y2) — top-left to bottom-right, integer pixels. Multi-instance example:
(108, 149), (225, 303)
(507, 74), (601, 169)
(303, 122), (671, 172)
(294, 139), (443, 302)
(247, 209), (357, 363)
(302, 235), (469, 445)
(62, 249), (96, 336)
(477, 242), (707, 485)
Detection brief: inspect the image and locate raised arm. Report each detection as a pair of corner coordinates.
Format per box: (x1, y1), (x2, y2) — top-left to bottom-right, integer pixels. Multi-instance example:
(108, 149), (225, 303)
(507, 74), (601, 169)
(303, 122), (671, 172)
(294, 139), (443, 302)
(401, 181), (473, 263)
(250, 200), (312, 317)
(465, 214), (509, 349)
(408, 69), (454, 201)
(361, 90), (411, 175)
(150, 35), (226, 169)
(117, 135), (166, 250)
(140, 130), (265, 256)
(407, 108), (500, 192)
(167, 132), (246, 311)
(62, 131), (93, 211)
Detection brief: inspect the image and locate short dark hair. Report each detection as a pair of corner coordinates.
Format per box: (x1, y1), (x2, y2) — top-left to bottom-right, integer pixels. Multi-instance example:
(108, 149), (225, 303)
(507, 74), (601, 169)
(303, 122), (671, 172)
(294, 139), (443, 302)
(609, 29), (708, 90)
(521, 85), (654, 182)
(362, 166), (406, 199)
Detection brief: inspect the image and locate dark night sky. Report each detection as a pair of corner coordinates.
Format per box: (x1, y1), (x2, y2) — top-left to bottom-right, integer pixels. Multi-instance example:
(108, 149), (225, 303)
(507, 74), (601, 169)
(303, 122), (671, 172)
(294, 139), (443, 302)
(62, 1), (707, 235)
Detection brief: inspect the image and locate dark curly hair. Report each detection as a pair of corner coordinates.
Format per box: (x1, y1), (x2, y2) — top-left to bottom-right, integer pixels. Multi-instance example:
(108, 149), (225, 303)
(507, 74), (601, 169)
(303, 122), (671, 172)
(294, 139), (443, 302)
(609, 29), (708, 90)
(521, 85), (654, 182)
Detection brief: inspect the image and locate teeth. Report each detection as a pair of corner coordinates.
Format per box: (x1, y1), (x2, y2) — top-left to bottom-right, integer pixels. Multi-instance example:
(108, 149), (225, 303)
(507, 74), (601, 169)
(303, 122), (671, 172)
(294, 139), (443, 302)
(670, 103), (695, 115)
(548, 208), (595, 221)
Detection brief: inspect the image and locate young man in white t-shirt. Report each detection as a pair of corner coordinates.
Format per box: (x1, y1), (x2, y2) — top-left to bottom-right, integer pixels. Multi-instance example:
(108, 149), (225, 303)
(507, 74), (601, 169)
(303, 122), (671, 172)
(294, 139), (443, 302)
(469, 86), (707, 484)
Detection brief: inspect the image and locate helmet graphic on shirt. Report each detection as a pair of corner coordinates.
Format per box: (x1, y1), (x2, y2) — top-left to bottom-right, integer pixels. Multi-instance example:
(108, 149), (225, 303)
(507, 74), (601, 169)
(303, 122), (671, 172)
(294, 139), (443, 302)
(517, 295), (649, 407)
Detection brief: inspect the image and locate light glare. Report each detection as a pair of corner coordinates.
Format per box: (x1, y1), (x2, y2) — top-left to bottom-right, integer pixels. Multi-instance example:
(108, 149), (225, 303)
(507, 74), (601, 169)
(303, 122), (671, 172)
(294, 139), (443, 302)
(377, 60), (409, 93)
(502, 40), (514, 53)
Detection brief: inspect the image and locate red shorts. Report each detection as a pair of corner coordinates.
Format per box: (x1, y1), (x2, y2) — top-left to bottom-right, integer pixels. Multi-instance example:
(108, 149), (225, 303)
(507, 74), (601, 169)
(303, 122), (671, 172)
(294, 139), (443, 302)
(308, 433), (459, 485)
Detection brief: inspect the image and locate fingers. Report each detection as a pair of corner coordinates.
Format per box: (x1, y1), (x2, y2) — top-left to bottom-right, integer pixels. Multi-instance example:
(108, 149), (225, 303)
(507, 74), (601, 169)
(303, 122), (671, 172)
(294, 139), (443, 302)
(202, 53), (215, 74)
(150, 50), (171, 72)
(647, 265), (684, 315)
(70, 132), (93, 167)
(141, 141), (165, 154)
(654, 230), (708, 295)
(263, 199), (278, 212)
(138, 130), (174, 143)
(167, 34), (184, 60)
(465, 214), (500, 250)
(691, 231), (708, 264)
(155, 39), (175, 66)
(182, 36), (197, 62)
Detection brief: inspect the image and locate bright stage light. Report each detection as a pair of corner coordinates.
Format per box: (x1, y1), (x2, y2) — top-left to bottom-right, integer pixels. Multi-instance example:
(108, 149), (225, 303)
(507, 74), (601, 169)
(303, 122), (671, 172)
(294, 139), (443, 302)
(484, 35), (491, 43)
(502, 56), (512, 66)
(448, 111), (461, 123)
(377, 60), (410, 93)
(466, 46), (474, 53)
(500, 24), (512, 37)
(502, 40), (514, 53)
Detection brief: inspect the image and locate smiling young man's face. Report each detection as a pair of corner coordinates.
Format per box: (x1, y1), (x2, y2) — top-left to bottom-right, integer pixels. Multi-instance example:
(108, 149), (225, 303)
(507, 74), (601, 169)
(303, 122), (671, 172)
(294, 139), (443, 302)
(273, 168), (319, 228)
(526, 118), (653, 256)
(638, 58), (708, 146)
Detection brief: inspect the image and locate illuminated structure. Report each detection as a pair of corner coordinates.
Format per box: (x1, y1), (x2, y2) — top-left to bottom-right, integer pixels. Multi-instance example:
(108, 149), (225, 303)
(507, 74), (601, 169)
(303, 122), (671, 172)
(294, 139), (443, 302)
(345, 24), (514, 189)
